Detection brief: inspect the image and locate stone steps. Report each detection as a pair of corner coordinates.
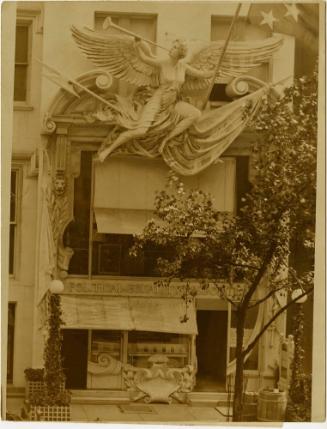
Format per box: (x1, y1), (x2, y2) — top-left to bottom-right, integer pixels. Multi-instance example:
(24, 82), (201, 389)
(71, 389), (130, 405)
(71, 389), (234, 406)
(188, 391), (233, 406)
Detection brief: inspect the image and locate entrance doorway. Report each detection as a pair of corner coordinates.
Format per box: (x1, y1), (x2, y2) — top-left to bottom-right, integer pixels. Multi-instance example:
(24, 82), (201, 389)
(62, 329), (88, 389)
(195, 310), (228, 392)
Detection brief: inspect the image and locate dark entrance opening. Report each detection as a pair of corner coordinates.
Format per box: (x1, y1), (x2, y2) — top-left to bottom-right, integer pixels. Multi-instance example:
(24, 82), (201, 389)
(62, 329), (88, 389)
(195, 310), (228, 391)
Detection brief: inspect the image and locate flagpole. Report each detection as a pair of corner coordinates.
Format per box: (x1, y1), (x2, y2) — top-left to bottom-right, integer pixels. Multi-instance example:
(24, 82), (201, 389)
(36, 59), (123, 114)
(201, 3), (242, 110)
(68, 79), (122, 114)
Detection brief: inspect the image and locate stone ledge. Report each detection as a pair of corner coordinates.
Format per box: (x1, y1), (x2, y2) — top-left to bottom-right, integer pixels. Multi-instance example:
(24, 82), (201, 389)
(6, 386), (25, 398)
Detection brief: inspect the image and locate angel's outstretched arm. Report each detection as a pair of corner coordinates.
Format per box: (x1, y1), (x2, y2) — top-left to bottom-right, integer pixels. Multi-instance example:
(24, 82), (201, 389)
(135, 40), (161, 68)
(185, 64), (213, 79)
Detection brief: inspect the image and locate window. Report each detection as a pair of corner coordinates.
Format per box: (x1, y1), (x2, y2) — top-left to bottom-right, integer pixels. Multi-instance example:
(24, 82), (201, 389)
(92, 233), (174, 277)
(89, 330), (123, 389)
(64, 151), (235, 278)
(14, 23), (30, 102)
(94, 12), (157, 44)
(128, 331), (189, 368)
(9, 169), (19, 275)
(210, 16), (271, 103)
(64, 152), (92, 276)
(62, 328), (191, 390)
(235, 157), (252, 216)
(209, 84), (234, 103)
(7, 303), (16, 383)
(94, 12), (157, 97)
(64, 151), (176, 277)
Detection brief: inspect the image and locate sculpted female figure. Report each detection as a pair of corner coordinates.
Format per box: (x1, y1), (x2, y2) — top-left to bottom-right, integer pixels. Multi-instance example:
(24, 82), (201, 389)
(72, 24), (283, 168)
(95, 39), (213, 161)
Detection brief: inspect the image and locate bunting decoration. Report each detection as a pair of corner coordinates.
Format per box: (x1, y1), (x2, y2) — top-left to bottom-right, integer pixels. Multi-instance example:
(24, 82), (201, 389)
(248, 2), (319, 53)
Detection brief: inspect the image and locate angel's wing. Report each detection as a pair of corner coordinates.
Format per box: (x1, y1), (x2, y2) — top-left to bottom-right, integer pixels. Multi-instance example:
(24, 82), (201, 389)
(183, 35), (283, 93)
(71, 26), (160, 87)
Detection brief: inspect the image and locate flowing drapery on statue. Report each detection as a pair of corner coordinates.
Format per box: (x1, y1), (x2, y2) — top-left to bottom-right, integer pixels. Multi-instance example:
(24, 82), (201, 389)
(71, 25), (283, 175)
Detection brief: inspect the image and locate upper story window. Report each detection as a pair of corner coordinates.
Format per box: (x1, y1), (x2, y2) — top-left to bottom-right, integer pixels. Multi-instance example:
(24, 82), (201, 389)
(14, 23), (30, 102)
(64, 152), (175, 278)
(64, 151), (236, 279)
(94, 12), (157, 97)
(14, 7), (43, 109)
(9, 169), (20, 276)
(94, 12), (157, 44)
(210, 16), (271, 104)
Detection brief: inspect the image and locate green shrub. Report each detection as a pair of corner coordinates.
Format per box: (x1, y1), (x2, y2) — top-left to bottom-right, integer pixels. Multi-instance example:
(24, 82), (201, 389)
(24, 368), (44, 382)
(28, 389), (71, 407)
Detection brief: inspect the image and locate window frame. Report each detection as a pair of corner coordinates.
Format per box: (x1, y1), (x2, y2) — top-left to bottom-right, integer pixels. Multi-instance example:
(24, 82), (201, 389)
(14, 5), (43, 110)
(14, 18), (33, 108)
(66, 150), (171, 280)
(210, 14), (273, 105)
(9, 164), (22, 278)
(94, 11), (158, 39)
(7, 302), (17, 384)
(66, 151), (236, 279)
(83, 328), (190, 389)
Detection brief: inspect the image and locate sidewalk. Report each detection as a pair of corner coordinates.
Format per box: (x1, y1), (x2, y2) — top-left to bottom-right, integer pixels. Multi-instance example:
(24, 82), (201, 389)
(6, 397), (230, 424)
(70, 403), (229, 424)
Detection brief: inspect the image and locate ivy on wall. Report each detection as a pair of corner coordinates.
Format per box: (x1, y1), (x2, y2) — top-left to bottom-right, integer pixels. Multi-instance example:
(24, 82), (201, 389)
(43, 293), (67, 405)
(286, 305), (312, 421)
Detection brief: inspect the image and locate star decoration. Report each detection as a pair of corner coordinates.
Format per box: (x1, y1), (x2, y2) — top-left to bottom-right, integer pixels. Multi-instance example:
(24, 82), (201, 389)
(284, 4), (300, 21)
(260, 10), (278, 30)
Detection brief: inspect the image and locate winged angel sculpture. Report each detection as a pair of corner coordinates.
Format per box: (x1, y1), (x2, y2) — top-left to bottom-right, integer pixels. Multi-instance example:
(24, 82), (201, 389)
(72, 25), (283, 175)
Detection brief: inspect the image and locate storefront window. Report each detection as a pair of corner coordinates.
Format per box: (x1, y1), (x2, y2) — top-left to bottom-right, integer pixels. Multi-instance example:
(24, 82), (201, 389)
(91, 330), (122, 361)
(88, 330), (123, 389)
(127, 331), (189, 369)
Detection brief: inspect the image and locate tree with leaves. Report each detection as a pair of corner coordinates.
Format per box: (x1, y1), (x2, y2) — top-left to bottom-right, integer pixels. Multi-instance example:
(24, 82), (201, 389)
(133, 69), (317, 421)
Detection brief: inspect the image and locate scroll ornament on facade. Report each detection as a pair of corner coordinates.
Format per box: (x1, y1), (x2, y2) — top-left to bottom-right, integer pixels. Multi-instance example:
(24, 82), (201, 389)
(71, 24), (283, 175)
(122, 355), (196, 403)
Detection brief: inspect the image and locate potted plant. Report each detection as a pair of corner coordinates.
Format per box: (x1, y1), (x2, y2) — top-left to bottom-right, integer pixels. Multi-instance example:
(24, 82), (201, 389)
(25, 292), (71, 421)
(24, 368), (45, 399)
(27, 389), (71, 421)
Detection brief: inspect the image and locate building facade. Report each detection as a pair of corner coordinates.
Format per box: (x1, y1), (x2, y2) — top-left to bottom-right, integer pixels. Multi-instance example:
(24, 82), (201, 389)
(5, 1), (310, 409)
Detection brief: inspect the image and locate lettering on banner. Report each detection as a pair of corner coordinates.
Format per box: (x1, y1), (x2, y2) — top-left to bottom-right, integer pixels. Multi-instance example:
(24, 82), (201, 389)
(64, 279), (248, 300)
(95, 283), (104, 293)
